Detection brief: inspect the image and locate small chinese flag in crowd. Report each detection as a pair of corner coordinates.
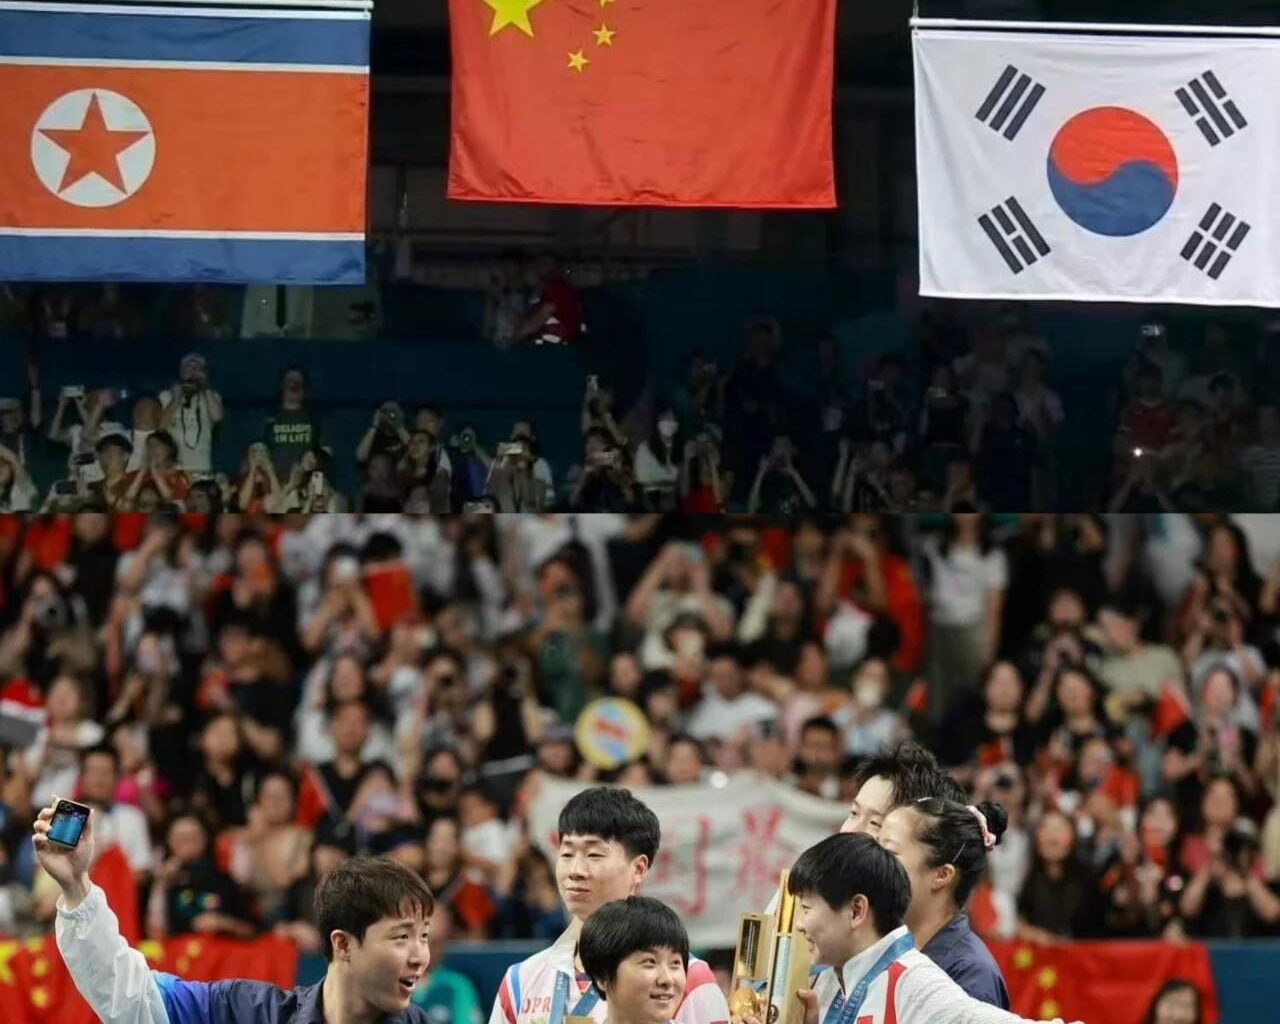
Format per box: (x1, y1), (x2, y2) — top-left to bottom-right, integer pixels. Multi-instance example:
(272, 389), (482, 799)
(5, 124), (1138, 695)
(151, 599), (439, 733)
(447, 0), (837, 208)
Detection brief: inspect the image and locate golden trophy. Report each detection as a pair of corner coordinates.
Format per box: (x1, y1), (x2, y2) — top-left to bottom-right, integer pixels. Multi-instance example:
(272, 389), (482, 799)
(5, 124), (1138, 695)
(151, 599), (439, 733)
(729, 871), (812, 1024)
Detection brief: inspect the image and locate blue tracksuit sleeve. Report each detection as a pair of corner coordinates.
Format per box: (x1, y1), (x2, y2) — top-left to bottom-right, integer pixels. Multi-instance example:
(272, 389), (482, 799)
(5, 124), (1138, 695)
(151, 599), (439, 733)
(55, 884), (210, 1024)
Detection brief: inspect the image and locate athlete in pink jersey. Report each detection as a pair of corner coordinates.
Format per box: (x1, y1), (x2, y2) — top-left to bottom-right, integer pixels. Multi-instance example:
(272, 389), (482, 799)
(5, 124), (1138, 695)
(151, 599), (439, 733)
(490, 788), (729, 1024)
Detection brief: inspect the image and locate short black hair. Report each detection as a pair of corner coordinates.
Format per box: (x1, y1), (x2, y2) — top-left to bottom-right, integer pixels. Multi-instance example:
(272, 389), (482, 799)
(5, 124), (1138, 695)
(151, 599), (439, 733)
(148, 429), (179, 460)
(799, 716), (840, 742)
(579, 897), (690, 997)
(314, 856), (435, 961)
(81, 743), (120, 772)
(849, 740), (963, 810)
(788, 833), (910, 936)
(1143, 980), (1204, 1024)
(558, 787), (661, 865)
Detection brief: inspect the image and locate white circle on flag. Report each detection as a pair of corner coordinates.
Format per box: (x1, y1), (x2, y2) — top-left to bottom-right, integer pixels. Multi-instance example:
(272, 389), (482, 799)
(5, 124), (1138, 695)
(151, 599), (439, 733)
(30, 88), (156, 208)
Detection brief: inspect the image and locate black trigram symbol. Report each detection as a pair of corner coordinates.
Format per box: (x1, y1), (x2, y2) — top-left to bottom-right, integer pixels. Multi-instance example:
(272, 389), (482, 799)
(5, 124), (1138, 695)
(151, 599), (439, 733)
(1180, 203), (1251, 280)
(1176, 71), (1248, 146)
(978, 197), (1051, 274)
(975, 65), (1046, 140)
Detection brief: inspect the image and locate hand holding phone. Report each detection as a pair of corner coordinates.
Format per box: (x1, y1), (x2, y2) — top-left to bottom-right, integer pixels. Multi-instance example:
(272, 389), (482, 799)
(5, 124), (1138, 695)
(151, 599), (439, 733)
(32, 797), (95, 899)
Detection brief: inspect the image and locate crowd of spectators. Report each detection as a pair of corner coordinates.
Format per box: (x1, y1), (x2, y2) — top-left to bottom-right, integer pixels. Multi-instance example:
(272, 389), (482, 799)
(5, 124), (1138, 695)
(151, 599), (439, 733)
(0, 512), (1277, 956)
(7, 274), (1280, 514)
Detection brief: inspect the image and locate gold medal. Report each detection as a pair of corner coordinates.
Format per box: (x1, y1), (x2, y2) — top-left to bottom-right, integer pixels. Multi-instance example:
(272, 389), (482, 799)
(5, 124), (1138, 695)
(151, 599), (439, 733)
(730, 989), (762, 1021)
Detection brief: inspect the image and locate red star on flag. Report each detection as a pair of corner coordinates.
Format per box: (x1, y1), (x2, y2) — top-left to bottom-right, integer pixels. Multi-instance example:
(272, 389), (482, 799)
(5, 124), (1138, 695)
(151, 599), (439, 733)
(39, 91), (149, 193)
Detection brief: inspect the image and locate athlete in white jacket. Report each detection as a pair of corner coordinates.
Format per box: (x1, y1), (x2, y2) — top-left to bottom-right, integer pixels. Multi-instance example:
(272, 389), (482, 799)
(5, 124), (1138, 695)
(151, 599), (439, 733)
(490, 787), (729, 1024)
(748, 835), (1086, 1024)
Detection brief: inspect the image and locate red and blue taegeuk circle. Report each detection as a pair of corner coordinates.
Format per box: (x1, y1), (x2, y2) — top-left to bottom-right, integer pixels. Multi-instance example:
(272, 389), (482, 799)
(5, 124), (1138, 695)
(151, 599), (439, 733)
(1046, 107), (1179, 237)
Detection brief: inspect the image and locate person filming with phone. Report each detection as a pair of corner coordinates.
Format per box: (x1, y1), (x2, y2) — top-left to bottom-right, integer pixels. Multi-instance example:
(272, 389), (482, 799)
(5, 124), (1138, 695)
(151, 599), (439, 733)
(160, 353), (223, 476)
(32, 798), (437, 1024)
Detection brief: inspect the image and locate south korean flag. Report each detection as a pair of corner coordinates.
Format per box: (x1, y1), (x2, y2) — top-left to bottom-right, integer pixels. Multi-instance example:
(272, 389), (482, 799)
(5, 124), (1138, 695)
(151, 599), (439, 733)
(914, 23), (1277, 306)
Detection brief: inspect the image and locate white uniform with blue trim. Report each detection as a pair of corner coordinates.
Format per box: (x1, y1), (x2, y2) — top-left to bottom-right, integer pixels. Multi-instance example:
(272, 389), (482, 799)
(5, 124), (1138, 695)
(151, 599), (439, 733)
(812, 927), (1069, 1024)
(489, 924), (728, 1024)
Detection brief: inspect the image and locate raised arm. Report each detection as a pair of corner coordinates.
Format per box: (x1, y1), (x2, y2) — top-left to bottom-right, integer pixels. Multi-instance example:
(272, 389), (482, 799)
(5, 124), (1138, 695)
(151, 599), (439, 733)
(36, 805), (209, 1024)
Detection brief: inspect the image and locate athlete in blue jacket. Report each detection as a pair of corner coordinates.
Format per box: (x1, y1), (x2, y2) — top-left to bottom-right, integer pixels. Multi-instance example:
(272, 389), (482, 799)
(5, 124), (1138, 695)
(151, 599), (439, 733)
(33, 803), (435, 1024)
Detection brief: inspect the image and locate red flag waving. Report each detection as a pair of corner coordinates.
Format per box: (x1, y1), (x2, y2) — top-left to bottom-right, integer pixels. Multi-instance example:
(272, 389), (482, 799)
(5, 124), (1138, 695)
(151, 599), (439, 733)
(1153, 681), (1193, 739)
(447, 0), (837, 208)
(989, 941), (1219, 1024)
(0, 931), (299, 1024)
(90, 844), (140, 946)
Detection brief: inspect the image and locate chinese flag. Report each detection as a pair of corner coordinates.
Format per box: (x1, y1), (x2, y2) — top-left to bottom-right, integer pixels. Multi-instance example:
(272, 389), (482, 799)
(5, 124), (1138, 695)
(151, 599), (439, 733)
(363, 563), (419, 632)
(988, 941), (1219, 1024)
(447, 0), (836, 208)
(1153, 681), (1193, 739)
(90, 844), (141, 946)
(0, 931), (300, 1024)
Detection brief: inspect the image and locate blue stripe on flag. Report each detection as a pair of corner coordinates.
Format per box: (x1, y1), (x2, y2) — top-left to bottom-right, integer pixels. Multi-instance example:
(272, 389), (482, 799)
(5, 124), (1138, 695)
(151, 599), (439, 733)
(0, 236), (365, 284)
(0, 11), (369, 66)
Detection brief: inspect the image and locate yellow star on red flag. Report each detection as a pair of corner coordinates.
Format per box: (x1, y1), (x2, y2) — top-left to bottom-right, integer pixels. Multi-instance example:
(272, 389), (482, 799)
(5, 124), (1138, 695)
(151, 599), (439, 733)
(567, 49), (590, 72)
(483, 0), (544, 37)
(593, 24), (615, 45)
(0, 940), (17, 985)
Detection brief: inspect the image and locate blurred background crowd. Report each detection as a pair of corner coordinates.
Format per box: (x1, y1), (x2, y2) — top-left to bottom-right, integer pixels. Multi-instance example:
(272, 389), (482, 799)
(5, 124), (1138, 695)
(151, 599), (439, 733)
(0, 511), (1277, 971)
(6, 277), (1280, 515)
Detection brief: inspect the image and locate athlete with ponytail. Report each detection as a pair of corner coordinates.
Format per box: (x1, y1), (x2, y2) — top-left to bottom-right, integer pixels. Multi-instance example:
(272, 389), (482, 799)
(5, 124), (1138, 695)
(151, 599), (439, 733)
(878, 798), (1012, 1008)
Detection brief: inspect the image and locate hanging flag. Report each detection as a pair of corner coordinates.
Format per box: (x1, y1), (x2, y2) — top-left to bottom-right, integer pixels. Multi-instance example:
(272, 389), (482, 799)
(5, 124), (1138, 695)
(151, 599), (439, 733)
(0, 0), (371, 283)
(914, 23), (1280, 306)
(447, 0), (836, 208)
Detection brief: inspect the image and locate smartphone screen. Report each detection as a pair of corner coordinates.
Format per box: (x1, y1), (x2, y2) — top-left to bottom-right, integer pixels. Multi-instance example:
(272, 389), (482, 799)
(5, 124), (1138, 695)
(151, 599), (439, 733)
(48, 800), (89, 848)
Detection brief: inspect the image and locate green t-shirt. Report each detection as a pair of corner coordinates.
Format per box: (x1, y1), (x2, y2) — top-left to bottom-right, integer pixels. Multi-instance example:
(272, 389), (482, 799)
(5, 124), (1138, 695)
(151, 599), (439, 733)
(411, 967), (483, 1024)
(265, 407), (319, 472)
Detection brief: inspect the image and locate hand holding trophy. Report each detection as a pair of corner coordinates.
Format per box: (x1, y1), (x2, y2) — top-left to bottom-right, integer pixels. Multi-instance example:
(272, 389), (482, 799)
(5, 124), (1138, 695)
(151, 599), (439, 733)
(729, 870), (813, 1024)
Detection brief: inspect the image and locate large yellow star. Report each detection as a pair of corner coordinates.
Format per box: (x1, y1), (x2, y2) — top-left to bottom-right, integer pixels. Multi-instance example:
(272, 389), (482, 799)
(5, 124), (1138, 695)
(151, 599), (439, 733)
(483, 0), (544, 37)
(599, 0), (614, 6)
(567, 49), (590, 72)
(0, 940), (17, 985)
(593, 23), (615, 46)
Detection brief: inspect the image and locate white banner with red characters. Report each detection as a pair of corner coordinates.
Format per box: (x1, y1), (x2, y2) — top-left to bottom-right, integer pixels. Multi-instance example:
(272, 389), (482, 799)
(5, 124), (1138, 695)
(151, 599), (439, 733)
(528, 774), (846, 947)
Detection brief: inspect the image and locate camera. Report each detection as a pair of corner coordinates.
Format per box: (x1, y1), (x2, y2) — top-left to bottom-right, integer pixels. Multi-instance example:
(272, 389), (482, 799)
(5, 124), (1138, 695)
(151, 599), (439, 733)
(591, 448), (620, 470)
(498, 441), (527, 460)
(1223, 825), (1260, 870)
(309, 471), (325, 497)
(32, 594), (68, 631)
(60, 384), (85, 400)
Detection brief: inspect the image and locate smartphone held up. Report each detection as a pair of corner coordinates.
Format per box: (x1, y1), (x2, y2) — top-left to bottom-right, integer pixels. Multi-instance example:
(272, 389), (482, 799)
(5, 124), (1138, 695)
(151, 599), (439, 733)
(47, 797), (92, 849)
